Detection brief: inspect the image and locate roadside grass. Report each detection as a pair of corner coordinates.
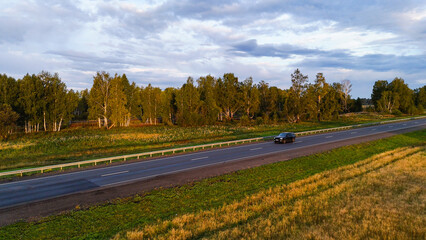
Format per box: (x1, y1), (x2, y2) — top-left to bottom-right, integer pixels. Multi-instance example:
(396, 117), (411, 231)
(0, 113), (420, 171)
(0, 129), (424, 240)
(123, 146), (425, 239)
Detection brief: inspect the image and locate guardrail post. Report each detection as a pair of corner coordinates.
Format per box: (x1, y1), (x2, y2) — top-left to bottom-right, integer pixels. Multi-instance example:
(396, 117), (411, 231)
(110, 159), (112, 163)
(20, 171), (23, 176)
(41, 169), (43, 173)
(124, 157), (127, 161)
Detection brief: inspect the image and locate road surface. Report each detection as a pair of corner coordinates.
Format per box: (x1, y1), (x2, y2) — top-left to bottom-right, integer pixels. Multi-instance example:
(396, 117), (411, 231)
(0, 118), (425, 209)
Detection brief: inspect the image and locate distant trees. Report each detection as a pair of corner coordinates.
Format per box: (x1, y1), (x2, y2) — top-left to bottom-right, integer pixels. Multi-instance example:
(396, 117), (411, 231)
(0, 72), (78, 133)
(0, 68), (423, 139)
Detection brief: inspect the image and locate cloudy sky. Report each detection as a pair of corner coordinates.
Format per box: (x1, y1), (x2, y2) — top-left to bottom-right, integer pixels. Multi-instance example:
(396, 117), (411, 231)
(1, 0), (426, 98)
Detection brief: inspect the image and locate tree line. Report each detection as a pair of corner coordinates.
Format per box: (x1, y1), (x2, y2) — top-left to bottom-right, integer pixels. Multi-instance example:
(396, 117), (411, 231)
(1, 69), (425, 138)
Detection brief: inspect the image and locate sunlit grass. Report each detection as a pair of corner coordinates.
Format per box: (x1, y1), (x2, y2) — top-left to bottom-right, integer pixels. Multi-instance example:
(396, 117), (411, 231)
(122, 146), (425, 239)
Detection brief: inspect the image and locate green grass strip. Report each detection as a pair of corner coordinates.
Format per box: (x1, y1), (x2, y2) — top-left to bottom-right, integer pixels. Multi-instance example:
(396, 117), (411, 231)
(0, 129), (424, 240)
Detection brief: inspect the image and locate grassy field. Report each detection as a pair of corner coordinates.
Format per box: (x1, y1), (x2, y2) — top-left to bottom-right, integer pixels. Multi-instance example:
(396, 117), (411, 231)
(0, 129), (424, 240)
(123, 146), (425, 239)
(0, 113), (418, 171)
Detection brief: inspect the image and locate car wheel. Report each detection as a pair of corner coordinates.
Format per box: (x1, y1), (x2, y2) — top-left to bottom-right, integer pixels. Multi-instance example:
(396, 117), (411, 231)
(292, 137), (295, 142)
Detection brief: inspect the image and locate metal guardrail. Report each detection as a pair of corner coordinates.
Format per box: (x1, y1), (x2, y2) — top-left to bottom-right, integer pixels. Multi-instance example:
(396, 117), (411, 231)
(1, 116), (424, 177)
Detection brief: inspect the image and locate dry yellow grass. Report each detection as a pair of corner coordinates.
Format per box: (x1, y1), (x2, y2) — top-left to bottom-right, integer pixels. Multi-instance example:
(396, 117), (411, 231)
(119, 146), (426, 240)
(0, 141), (35, 150)
(109, 133), (161, 141)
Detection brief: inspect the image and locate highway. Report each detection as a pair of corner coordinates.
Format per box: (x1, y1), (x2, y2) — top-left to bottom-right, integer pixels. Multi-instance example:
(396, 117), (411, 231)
(0, 118), (425, 209)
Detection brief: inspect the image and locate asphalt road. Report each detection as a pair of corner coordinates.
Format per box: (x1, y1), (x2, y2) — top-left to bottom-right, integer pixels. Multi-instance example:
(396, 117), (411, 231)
(0, 118), (425, 209)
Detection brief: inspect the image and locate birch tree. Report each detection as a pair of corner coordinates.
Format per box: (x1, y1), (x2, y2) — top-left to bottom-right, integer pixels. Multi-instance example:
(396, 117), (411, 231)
(341, 79), (352, 112)
(241, 77), (259, 118)
(18, 74), (44, 132)
(88, 71), (112, 128)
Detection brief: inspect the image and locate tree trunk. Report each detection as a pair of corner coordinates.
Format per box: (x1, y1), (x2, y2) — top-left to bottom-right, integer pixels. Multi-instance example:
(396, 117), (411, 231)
(98, 118), (101, 128)
(58, 118), (63, 131)
(43, 112), (47, 131)
(103, 116), (108, 128)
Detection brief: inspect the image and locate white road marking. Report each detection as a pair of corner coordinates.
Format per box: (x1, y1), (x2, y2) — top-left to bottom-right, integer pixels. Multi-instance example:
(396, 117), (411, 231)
(101, 171), (128, 177)
(191, 156), (208, 161)
(325, 136), (333, 138)
(351, 132), (357, 134)
(250, 147), (263, 151)
(403, 124), (407, 126)
(2, 119), (424, 188)
(372, 128), (377, 131)
(99, 121), (426, 187)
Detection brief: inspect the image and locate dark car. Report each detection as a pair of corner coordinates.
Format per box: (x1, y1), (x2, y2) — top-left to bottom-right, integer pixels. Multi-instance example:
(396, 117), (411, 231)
(274, 132), (296, 143)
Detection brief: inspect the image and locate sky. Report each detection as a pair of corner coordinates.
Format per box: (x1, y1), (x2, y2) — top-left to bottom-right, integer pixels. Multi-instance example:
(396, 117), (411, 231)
(1, 0), (426, 98)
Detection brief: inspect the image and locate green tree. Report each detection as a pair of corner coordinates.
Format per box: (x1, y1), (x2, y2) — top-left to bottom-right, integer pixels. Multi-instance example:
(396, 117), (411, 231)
(0, 104), (19, 140)
(309, 73), (330, 122)
(176, 77), (200, 126)
(322, 82), (343, 120)
(160, 87), (177, 125)
(371, 80), (389, 110)
(285, 69), (308, 123)
(75, 89), (89, 120)
(141, 84), (162, 124)
(18, 74), (44, 132)
(414, 86), (426, 109)
(388, 78), (414, 114)
(38, 71), (70, 131)
(121, 74), (138, 126)
(109, 74), (129, 127)
(241, 77), (260, 119)
(0, 74), (18, 108)
(88, 71), (112, 128)
(197, 75), (220, 125)
(350, 97), (363, 112)
(377, 91), (399, 113)
(221, 73), (242, 121)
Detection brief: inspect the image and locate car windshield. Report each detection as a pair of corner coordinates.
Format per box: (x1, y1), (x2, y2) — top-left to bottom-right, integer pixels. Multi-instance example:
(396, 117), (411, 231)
(278, 133), (288, 137)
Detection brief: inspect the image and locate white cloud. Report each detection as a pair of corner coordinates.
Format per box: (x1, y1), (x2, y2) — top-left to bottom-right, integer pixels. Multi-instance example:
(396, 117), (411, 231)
(0, 0), (425, 98)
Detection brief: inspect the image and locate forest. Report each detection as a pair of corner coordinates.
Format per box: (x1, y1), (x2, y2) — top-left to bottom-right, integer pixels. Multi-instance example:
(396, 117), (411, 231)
(0, 69), (425, 139)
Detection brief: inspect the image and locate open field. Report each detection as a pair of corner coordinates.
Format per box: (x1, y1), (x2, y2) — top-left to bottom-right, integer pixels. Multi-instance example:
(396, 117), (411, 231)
(0, 129), (424, 239)
(0, 113), (419, 171)
(123, 146), (425, 239)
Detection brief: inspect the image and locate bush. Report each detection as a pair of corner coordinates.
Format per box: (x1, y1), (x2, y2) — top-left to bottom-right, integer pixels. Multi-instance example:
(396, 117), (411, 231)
(392, 109), (402, 116)
(239, 115), (251, 126)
